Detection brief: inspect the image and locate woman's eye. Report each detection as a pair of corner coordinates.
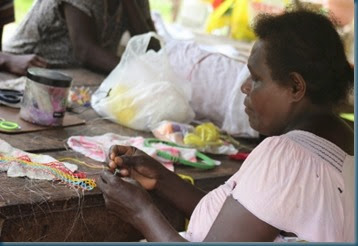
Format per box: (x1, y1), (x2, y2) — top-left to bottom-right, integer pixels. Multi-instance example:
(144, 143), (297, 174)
(249, 74), (261, 84)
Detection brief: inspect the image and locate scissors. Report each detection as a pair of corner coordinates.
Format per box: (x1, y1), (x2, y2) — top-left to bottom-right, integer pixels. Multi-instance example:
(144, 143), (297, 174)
(144, 138), (216, 169)
(0, 118), (21, 131)
(0, 89), (23, 105)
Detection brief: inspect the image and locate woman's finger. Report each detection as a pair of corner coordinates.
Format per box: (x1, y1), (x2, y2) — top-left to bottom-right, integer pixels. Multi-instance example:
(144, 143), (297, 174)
(109, 145), (133, 160)
(109, 145), (118, 160)
(119, 145), (136, 156)
(29, 56), (47, 67)
(119, 168), (129, 176)
(108, 160), (117, 170)
(32, 60), (47, 68)
(34, 55), (47, 63)
(30, 61), (47, 68)
(96, 173), (107, 191)
(113, 156), (123, 165)
(100, 170), (120, 186)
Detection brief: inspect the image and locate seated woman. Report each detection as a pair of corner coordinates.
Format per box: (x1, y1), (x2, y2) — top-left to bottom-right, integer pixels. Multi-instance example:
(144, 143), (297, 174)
(0, 0), (46, 75)
(3, 0), (156, 74)
(97, 8), (354, 242)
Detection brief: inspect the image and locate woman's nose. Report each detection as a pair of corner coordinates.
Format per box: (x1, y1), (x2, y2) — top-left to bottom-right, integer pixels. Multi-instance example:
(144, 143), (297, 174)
(241, 78), (251, 94)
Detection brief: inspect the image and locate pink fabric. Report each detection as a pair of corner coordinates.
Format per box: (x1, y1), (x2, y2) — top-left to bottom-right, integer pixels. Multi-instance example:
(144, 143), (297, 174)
(67, 133), (205, 171)
(184, 130), (354, 242)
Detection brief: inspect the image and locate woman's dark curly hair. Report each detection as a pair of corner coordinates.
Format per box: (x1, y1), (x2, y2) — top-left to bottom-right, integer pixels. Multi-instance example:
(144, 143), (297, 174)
(252, 8), (354, 105)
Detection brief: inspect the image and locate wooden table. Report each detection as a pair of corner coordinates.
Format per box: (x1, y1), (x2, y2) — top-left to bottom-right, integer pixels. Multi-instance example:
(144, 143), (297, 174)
(0, 68), (258, 242)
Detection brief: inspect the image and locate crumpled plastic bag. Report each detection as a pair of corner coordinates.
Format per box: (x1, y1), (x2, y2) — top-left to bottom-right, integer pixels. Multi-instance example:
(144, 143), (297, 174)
(91, 32), (195, 131)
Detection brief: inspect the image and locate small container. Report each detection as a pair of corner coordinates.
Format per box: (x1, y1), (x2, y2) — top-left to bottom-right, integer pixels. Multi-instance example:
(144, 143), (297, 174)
(20, 68), (72, 126)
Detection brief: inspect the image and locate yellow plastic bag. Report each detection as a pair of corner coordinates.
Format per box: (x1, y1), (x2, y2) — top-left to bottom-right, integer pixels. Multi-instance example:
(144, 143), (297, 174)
(205, 0), (291, 41)
(231, 0), (255, 41)
(184, 122), (223, 147)
(206, 0), (235, 33)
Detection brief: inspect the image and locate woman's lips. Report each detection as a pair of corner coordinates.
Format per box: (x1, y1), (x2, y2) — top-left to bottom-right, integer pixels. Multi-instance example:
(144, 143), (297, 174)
(244, 102), (251, 114)
(243, 99), (252, 115)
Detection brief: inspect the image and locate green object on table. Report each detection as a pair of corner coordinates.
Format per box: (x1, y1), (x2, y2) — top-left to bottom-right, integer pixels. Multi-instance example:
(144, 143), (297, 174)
(144, 138), (216, 169)
(340, 113), (354, 122)
(0, 118), (20, 131)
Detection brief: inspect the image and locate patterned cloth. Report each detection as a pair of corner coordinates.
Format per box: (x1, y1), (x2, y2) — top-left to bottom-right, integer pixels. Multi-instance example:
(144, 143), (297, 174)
(184, 130), (354, 242)
(67, 133), (221, 172)
(0, 0), (14, 27)
(3, 0), (151, 66)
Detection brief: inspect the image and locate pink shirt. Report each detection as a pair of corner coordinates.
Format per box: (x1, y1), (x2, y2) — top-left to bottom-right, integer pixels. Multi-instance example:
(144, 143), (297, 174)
(184, 130), (354, 242)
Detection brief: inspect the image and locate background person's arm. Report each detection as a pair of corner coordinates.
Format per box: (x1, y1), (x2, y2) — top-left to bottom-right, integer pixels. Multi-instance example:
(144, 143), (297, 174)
(63, 3), (120, 74)
(0, 52), (47, 75)
(0, 27), (47, 75)
(122, 0), (156, 36)
(122, 0), (161, 52)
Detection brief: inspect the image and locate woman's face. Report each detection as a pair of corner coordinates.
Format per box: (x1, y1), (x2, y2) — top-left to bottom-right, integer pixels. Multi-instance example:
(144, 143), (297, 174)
(241, 40), (293, 136)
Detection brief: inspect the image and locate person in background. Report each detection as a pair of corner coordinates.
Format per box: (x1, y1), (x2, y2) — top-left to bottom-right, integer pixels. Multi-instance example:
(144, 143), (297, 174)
(0, 0), (47, 75)
(171, 0), (182, 22)
(97, 7), (354, 242)
(3, 0), (156, 74)
(327, 0), (354, 28)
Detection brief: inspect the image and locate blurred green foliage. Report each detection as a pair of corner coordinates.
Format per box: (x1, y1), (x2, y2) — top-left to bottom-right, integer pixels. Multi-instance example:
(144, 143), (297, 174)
(149, 0), (174, 22)
(14, 0), (34, 24)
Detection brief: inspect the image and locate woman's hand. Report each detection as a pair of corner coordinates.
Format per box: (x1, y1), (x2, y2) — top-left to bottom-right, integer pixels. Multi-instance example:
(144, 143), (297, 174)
(97, 169), (188, 242)
(108, 145), (169, 190)
(3, 53), (47, 75)
(97, 170), (154, 226)
(108, 145), (205, 219)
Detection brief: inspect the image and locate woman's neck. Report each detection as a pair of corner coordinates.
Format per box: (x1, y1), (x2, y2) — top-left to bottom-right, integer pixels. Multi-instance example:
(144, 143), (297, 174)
(284, 108), (354, 155)
(283, 100), (334, 133)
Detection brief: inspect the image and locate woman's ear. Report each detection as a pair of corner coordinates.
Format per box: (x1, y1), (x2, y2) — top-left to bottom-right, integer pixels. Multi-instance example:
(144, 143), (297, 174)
(289, 72), (306, 102)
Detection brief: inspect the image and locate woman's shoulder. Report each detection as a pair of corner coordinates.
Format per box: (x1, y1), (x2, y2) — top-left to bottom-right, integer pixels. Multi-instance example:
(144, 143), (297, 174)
(242, 129), (350, 174)
(261, 129), (352, 156)
(291, 113), (354, 155)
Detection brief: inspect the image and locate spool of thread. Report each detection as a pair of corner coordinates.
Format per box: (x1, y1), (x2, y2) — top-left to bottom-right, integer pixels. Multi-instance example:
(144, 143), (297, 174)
(20, 68), (72, 126)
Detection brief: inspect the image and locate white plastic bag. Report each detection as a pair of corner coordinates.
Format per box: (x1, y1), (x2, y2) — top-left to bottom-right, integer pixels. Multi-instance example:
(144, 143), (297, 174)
(165, 39), (258, 137)
(91, 32), (195, 131)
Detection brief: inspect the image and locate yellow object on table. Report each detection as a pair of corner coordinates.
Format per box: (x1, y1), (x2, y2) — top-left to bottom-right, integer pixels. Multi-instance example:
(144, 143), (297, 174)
(184, 122), (223, 147)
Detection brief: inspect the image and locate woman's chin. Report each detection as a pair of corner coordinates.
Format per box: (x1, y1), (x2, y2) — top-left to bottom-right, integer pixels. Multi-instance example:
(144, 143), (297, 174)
(248, 119), (258, 131)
